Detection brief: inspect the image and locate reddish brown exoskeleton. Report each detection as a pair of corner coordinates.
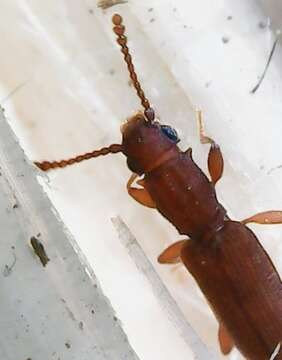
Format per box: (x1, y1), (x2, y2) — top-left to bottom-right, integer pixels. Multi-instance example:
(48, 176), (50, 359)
(35, 14), (282, 359)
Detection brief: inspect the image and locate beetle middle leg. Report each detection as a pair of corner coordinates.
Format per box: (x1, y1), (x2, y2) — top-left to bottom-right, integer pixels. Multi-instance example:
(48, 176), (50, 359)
(196, 110), (224, 186)
(242, 211), (282, 225)
(127, 173), (156, 208)
(158, 239), (235, 355)
(158, 240), (188, 264)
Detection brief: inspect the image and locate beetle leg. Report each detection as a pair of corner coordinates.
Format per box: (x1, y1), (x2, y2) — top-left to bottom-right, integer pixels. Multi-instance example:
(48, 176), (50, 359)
(161, 240), (235, 354)
(160, 241), (232, 356)
(242, 210), (282, 225)
(158, 240), (188, 264)
(127, 173), (156, 208)
(196, 110), (224, 185)
(218, 322), (234, 355)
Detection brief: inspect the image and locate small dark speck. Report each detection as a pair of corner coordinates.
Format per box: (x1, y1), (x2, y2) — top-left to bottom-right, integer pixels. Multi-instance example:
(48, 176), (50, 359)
(113, 316), (118, 321)
(150, 18), (155, 23)
(258, 20), (267, 29)
(27, 358), (32, 360)
(98, 0), (128, 9)
(30, 236), (50, 267)
(148, 7), (153, 12)
(11, 245), (15, 250)
(227, 15), (233, 20)
(13, 203), (18, 209)
(222, 36), (230, 44)
(109, 69), (115, 75)
(89, 9), (94, 14)
(65, 342), (71, 349)
(183, 25), (187, 29)
(91, 309), (95, 314)
(79, 321), (84, 330)
(94, 284), (97, 288)
(205, 81), (212, 88)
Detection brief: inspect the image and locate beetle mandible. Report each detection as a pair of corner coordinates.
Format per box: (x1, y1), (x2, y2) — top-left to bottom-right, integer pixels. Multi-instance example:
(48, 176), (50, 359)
(35, 14), (282, 360)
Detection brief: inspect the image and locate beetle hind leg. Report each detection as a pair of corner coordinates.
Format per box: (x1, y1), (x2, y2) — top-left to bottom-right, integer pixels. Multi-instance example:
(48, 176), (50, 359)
(218, 322), (234, 355)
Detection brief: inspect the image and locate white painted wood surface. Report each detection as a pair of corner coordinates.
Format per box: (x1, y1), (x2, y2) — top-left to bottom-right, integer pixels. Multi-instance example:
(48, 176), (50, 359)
(0, 111), (138, 360)
(0, 1), (281, 359)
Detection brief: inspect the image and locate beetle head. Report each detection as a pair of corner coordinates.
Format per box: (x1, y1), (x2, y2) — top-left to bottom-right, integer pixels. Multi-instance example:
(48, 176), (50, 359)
(121, 112), (179, 174)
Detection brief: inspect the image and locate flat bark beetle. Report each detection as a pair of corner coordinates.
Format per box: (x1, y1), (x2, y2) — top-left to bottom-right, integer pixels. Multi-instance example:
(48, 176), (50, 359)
(35, 14), (282, 359)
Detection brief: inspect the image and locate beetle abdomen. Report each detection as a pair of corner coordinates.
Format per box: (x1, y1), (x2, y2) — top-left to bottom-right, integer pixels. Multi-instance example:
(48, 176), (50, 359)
(181, 221), (282, 359)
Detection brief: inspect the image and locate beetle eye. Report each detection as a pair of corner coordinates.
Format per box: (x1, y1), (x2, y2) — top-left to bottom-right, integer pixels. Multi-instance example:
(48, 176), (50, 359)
(160, 125), (179, 143)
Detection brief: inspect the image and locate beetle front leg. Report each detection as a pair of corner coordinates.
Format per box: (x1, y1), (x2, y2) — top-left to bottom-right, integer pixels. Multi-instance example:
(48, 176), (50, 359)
(127, 173), (156, 208)
(196, 110), (224, 186)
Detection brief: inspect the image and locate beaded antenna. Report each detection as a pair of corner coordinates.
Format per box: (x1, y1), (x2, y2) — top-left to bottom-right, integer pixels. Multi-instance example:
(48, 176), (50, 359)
(34, 13), (153, 171)
(34, 144), (123, 171)
(112, 14), (155, 122)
